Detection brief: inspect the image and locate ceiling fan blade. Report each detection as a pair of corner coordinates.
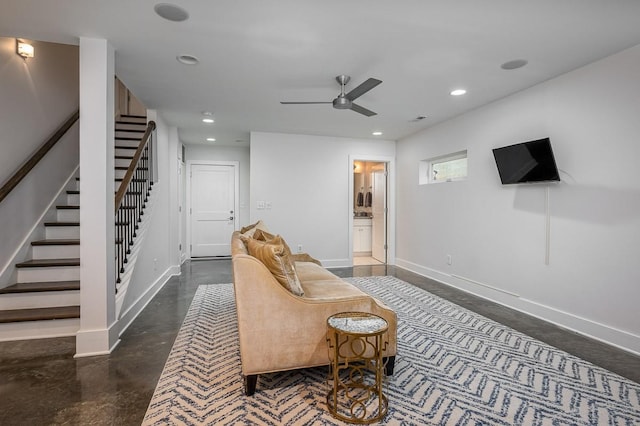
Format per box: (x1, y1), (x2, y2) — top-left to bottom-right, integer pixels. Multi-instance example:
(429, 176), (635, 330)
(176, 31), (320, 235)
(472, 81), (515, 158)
(350, 103), (377, 117)
(345, 78), (382, 101)
(280, 101), (332, 104)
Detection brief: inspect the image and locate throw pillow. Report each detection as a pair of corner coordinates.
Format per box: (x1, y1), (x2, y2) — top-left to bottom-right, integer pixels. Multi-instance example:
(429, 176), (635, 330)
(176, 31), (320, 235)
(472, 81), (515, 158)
(247, 237), (304, 297)
(240, 220), (269, 238)
(252, 229), (294, 256)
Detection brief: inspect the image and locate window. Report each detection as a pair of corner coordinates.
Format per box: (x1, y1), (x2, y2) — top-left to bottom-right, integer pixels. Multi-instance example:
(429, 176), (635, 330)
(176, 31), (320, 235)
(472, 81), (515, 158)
(419, 150), (467, 184)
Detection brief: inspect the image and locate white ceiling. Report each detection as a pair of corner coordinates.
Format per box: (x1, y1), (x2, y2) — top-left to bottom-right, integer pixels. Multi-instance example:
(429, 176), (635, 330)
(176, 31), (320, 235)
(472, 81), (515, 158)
(3, 0), (640, 147)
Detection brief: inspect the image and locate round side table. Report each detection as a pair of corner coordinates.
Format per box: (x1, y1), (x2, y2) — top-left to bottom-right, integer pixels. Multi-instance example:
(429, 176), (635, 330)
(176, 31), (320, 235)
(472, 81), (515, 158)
(326, 312), (389, 424)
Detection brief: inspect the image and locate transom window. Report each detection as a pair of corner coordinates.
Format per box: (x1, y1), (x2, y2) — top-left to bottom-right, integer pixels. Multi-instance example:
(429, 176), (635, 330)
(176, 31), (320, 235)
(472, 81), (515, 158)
(419, 150), (468, 184)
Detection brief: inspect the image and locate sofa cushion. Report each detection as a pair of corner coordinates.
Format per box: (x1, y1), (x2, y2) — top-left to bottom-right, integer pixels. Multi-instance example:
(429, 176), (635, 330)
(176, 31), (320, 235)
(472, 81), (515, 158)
(295, 261), (339, 282)
(300, 278), (368, 300)
(247, 237), (304, 296)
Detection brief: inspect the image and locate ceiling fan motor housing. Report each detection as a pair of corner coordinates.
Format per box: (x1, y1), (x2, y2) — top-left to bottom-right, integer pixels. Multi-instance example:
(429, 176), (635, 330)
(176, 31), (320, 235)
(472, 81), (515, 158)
(333, 96), (352, 109)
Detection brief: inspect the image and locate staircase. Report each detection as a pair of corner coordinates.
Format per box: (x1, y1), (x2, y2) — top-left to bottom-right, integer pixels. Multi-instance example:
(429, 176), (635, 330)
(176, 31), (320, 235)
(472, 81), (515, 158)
(0, 114), (150, 341)
(0, 179), (81, 340)
(115, 115), (148, 186)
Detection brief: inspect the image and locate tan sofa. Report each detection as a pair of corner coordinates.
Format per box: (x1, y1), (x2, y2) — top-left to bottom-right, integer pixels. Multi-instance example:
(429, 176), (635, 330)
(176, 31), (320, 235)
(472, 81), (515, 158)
(231, 228), (397, 395)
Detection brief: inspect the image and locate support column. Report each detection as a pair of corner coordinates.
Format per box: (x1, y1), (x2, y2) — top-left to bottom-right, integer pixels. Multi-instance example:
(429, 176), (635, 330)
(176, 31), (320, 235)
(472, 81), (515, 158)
(76, 37), (118, 357)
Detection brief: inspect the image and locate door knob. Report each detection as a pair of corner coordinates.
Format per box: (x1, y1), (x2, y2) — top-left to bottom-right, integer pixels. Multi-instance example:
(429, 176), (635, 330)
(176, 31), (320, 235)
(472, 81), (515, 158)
(229, 216), (234, 221)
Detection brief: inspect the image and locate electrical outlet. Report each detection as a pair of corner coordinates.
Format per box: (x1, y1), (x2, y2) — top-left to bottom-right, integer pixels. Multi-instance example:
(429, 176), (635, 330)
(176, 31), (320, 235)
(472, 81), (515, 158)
(446, 255), (452, 266)
(297, 244), (303, 253)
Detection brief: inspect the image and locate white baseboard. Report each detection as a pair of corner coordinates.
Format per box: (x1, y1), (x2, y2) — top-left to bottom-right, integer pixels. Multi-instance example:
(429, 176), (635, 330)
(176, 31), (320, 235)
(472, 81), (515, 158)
(395, 258), (640, 357)
(321, 258), (352, 268)
(74, 320), (120, 357)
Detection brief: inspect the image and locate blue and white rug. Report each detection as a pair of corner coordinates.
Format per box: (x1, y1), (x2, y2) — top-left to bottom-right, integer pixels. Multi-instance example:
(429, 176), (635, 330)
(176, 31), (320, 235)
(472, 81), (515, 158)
(143, 276), (640, 425)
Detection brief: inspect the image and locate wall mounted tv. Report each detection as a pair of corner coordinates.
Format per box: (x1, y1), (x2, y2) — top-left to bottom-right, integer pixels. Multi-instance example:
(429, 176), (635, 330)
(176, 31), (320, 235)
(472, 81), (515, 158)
(492, 137), (560, 184)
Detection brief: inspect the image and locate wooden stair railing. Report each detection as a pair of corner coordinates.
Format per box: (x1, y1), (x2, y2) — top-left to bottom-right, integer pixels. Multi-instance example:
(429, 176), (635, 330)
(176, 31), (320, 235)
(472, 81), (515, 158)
(0, 110), (80, 204)
(114, 120), (156, 286)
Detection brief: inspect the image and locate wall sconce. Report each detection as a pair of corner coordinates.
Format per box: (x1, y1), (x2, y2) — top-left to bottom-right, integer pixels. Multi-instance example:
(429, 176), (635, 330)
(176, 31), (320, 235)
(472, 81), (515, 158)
(16, 40), (35, 59)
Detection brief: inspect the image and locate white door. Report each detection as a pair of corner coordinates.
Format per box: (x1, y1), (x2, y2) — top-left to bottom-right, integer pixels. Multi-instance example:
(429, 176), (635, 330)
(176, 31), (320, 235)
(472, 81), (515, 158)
(372, 168), (387, 262)
(190, 164), (236, 257)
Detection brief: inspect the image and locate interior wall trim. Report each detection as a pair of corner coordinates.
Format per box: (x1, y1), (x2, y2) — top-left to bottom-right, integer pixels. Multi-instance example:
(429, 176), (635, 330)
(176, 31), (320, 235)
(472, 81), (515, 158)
(395, 257), (640, 357)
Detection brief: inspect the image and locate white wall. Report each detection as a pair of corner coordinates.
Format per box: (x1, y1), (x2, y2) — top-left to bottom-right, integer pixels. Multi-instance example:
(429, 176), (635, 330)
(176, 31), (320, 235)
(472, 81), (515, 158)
(0, 37), (79, 184)
(118, 112), (180, 327)
(0, 37), (79, 287)
(186, 144), (250, 229)
(250, 132), (395, 266)
(396, 44), (640, 355)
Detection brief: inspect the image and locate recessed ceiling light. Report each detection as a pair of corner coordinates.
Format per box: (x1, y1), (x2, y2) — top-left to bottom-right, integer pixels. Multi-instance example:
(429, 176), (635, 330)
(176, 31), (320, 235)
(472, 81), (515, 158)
(206, 137), (216, 142)
(154, 3), (189, 22)
(202, 118), (214, 124)
(501, 59), (528, 70)
(177, 54), (199, 65)
(372, 131), (383, 136)
(450, 89), (467, 96)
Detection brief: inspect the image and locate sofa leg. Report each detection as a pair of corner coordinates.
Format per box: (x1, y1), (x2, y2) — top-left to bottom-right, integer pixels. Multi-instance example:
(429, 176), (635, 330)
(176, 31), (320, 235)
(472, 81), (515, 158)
(383, 356), (396, 376)
(244, 375), (258, 396)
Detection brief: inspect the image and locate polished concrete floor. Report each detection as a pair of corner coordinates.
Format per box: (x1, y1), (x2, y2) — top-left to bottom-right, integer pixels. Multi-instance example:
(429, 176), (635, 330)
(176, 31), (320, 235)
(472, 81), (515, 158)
(1, 260), (639, 425)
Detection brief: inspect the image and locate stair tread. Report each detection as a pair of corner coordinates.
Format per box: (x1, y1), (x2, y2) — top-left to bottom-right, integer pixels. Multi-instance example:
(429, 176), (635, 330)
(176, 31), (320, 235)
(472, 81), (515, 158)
(0, 281), (80, 294)
(45, 221), (79, 227)
(67, 190), (80, 194)
(115, 146), (137, 150)
(116, 129), (145, 133)
(16, 258), (80, 268)
(31, 239), (80, 246)
(56, 205), (79, 210)
(0, 306), (80, 323)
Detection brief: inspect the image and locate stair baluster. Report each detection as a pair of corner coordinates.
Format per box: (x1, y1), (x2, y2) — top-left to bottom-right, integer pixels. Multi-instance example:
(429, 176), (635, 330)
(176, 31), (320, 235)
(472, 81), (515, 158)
(115, 119), (156, 287)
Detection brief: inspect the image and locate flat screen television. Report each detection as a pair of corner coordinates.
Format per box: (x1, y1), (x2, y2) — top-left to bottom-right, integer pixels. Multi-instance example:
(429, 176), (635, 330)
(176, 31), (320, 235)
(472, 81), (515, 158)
(492, 137), (560, 184)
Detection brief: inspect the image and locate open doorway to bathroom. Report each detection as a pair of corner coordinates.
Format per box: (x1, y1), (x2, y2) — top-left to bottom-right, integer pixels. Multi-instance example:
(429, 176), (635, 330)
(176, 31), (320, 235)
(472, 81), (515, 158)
(353, 160), (387, 266)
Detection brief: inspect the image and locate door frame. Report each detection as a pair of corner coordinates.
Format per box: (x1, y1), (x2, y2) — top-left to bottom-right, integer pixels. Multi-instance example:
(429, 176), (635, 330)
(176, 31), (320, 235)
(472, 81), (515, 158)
(186, 160), (240, 259)
(348, 154), (395, 266)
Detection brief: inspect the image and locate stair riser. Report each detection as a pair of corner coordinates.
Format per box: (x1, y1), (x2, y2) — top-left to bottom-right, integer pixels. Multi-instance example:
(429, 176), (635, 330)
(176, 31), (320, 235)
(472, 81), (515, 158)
(115, 169), (127, 179)
(0, 318), (79, 342)
(115, 158), (131, 168)
(32, 245), (80, 259)
(46, 226), (79, 239)
(57, 209), (80, 222)
(115, 139), (139, 148)
(0, 291), (79, 310)
(67, 193), (80, 205)
(115, 147), (136, 157)
(116, 122), (146, 130)
(115, 130), (144, 139)
(18, 266), (80, 283)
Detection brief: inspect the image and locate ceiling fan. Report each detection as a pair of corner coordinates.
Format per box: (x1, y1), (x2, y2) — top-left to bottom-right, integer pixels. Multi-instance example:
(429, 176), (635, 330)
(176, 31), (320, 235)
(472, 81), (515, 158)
(280, 75), (382, 117)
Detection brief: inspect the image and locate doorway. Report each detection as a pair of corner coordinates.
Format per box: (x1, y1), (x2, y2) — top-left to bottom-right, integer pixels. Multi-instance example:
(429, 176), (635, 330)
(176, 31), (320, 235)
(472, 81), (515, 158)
(187, 161), (239, 258)
(353, 160), (388, 266)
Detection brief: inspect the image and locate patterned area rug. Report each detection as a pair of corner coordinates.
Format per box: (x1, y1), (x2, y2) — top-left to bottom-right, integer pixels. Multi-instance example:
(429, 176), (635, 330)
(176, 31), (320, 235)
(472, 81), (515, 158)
(143, 276), (640, 425)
